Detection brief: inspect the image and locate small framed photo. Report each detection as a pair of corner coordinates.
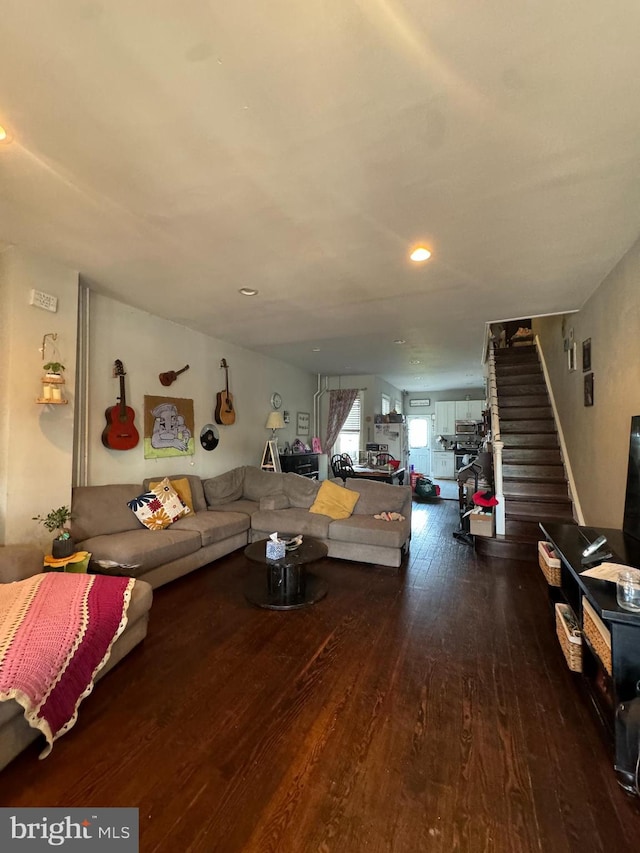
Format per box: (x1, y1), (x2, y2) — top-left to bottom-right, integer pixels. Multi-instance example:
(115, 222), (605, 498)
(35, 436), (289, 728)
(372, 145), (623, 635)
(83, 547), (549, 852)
(409, 398), (431, 407)
(568, 342), (577, 372)
(582, 338), (591, 372)
(584, 372), (594, 407)
(296, 412), (310, 436)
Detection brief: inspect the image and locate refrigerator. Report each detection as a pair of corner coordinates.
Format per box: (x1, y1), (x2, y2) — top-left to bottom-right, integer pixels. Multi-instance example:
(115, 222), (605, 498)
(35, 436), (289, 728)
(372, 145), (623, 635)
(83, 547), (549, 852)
(371, 421), (409, 473)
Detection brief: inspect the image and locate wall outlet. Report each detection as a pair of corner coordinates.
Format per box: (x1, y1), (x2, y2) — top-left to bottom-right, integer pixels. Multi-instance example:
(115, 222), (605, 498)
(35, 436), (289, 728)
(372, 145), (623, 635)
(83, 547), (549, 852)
(29, 289), (58, 312)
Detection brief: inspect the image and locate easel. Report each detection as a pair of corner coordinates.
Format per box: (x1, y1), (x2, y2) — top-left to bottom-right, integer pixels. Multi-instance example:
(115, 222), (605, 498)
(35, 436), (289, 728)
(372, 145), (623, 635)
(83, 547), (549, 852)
(261, 440), (281, 473)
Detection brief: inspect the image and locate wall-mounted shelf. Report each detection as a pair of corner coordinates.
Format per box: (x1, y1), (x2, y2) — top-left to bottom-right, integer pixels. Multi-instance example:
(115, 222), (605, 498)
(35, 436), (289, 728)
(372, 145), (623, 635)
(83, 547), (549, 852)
(36, 398), (68, 405)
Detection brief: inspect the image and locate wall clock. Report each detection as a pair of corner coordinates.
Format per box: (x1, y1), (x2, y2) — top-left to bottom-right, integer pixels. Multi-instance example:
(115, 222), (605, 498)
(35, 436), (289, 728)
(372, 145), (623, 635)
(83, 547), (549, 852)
(270, 392), (282, 410)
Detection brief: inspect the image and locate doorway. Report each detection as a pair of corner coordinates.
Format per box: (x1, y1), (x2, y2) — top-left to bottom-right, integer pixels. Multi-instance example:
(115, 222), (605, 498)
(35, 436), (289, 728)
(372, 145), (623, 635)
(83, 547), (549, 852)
(407, 416), (431, 477)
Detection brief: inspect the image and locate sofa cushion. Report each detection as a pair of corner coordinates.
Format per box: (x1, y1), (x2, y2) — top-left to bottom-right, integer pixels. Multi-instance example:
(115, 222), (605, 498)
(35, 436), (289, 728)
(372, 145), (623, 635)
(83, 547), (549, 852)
(283, 473), (320, 508)
(250, 507), (332, 540)
(208, 499), (259, 516)
(260, 493), (290, 511)
(172, 510), (250, 547)
(242, 467), (285, 501)
(71, 484), (143, 541)
(328, 515), (410, 549)
(127, 480), (189, 530)
(345, 480), (410, 516)
(147, 476), (195, 513)
(310, 480), (359, 520)
(203, 468), (246, 507)
(77, 528), (202, 576)
(144, 474), (208, 514)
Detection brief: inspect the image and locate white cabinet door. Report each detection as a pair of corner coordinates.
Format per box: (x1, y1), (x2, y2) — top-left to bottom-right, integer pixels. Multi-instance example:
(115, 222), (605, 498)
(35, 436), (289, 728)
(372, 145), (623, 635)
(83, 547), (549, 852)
(433, 451), (455, 479)
(435, 401), (456, 435)
(454, 400), (484, 421)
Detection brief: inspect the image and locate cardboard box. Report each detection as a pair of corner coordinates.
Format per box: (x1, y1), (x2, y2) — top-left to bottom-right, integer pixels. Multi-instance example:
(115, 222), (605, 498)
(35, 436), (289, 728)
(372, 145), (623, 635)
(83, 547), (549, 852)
(470, 509), (494, 537)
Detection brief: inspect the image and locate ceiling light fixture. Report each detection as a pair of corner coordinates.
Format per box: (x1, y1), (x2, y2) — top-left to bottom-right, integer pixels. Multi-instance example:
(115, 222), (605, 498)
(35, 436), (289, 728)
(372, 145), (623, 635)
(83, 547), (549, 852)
(410, 247), (431, 262)
(394, 339), (406, 345)
(238, 287), (258, 296)
(312, 347), (321, 352)
(410, 359), (421, 365)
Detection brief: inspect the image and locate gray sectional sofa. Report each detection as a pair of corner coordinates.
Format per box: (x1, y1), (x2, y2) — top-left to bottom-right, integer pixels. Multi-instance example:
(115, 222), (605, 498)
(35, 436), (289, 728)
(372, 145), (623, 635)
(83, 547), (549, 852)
(71, 466), (412, 588)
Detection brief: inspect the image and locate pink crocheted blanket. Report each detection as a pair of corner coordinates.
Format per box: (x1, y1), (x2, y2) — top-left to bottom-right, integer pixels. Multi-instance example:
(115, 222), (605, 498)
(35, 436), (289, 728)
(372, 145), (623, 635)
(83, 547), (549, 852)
(0, 572), (134, 757)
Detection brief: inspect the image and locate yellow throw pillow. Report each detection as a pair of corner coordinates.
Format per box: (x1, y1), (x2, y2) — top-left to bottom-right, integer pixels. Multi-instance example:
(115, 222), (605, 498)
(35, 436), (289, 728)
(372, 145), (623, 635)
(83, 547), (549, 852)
(149, 477), (194, 513)
(309, 480), (359, 520)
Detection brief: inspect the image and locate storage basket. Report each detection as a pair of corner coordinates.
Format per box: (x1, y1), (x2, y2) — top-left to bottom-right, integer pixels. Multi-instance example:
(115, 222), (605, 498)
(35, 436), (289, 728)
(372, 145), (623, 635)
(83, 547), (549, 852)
(555, 603), (582, 672)
(538, 541), (561, 586)
(581, 597), (612, 675)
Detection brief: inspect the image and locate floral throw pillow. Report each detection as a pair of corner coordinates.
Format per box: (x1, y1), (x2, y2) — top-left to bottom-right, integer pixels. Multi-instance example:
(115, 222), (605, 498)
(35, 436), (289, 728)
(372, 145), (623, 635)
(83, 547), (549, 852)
(127, 477), (190, 530)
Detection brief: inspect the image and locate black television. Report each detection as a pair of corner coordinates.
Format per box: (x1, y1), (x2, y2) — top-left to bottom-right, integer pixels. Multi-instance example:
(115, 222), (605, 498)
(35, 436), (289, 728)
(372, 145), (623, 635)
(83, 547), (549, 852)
(623, 415), (640, 543)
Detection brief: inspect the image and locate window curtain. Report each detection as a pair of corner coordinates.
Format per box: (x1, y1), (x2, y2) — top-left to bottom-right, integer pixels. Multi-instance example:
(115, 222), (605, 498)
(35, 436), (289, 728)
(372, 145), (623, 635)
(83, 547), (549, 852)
(324, 389), (359, 456)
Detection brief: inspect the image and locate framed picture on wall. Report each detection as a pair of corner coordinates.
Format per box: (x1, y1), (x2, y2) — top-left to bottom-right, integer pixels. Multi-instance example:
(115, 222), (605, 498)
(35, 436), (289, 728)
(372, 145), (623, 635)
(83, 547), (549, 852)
(567, 342), (577, 372)
(582, 338), (591, 372)
(297, 412), (310, 436)
(584, 372), (594, 407)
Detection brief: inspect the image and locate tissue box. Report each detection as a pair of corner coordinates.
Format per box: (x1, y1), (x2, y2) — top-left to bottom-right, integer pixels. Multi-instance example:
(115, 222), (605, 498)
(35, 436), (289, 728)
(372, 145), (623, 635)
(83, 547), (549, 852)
(266, 539), (286, 560)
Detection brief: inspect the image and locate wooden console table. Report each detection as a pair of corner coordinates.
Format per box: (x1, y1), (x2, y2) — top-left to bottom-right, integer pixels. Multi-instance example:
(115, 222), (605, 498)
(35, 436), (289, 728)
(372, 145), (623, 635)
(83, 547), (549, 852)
(540, 522), (640, 794)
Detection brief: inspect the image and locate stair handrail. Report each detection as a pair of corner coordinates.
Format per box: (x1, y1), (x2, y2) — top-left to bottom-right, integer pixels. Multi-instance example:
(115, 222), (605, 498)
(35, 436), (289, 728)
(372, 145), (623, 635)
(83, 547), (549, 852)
(534, 334), (584, 525)
(487, 346), (506, 535)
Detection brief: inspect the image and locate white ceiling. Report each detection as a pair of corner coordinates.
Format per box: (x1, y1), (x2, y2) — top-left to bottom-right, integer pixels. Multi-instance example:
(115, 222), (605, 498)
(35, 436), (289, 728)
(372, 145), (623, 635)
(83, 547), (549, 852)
(2, 2), (640, 391)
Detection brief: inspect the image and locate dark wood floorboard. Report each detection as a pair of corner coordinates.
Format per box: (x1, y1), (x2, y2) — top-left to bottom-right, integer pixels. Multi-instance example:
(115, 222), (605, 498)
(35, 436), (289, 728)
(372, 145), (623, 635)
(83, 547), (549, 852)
(1, 499), (640, 852)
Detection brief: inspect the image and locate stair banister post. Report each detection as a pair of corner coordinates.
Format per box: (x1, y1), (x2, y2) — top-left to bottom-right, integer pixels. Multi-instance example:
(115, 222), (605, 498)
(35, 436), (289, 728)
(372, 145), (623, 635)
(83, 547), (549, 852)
(493, 439), (506, 535)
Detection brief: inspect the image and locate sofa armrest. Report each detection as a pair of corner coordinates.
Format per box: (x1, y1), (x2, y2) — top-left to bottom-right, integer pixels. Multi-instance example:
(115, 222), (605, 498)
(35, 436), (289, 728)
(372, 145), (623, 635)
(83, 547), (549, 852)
(0, 546), (45, 583)
(260, 494), (290, 511)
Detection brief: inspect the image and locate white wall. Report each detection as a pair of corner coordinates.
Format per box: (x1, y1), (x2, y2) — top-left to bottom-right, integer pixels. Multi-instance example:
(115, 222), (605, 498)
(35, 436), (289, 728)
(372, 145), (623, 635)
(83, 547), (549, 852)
(533, 235), (640, 528)
(0, 247), (79, 546)
(87, 294), (318, 484)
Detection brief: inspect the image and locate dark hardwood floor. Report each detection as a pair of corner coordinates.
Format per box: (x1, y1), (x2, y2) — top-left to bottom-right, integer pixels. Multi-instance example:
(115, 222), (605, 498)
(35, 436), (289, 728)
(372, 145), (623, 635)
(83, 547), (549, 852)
(1, 499), (640, 851)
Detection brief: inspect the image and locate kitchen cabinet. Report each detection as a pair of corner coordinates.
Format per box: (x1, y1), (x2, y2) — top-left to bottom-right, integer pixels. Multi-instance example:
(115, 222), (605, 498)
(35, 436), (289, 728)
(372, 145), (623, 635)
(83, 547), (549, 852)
(432, 450), (455, 479)
(455, 400), (484, 421)
(435, 401), (456, 436)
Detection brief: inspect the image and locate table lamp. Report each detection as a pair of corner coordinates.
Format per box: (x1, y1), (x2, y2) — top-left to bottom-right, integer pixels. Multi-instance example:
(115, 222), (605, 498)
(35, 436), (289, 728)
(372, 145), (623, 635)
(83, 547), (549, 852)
(265, 410), (285, 442)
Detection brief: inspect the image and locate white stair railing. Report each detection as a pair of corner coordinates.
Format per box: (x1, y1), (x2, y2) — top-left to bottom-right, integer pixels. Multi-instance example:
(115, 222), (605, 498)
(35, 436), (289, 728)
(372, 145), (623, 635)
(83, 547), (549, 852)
(487, 347), (506, 535)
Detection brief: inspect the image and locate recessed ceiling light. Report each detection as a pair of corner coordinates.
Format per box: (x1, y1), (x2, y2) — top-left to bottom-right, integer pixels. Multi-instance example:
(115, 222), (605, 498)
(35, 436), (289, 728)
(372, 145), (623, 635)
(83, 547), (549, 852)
(410, 359), (421, 365)
(394, 339), (406, 345)
(0, 124), (12, 144)
(238, 287), (258, 296)
(312, 347), (321, 352)
(410, 247), (431, 262)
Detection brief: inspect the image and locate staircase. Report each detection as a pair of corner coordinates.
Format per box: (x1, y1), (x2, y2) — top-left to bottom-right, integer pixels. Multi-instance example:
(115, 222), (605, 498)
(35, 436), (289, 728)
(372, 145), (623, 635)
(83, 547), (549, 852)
(475, 343), (576, 562)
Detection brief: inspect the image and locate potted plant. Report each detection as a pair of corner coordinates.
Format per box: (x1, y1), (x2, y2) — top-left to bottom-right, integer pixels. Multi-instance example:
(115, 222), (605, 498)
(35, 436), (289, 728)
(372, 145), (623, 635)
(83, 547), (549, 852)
(43, 361), (65, 379)
(33, 505), (74, 558)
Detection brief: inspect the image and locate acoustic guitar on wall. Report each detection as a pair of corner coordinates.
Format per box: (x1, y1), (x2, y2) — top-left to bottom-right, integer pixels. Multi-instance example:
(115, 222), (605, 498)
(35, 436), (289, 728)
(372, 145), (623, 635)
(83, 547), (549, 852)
(101, 359), (140, 450)
(214, 358), (236, 425)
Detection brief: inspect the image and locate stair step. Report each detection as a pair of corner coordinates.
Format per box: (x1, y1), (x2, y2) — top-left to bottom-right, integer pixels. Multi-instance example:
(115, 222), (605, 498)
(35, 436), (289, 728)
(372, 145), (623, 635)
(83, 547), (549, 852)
(502, 448), (563, 464)
(505, 500), (574, 521)
(498, 373), (545, 387)
(501, 434), (559, 449)
(498, 384), (548, 396)
(499, 395), (550, 408)
(504, 519), (559, 540)
(498, 407), (552, 420)
(474, 535), (538, 562)
(500, 420), (557, 434)
(503, 481), (569, 500)
(495, 347), (538, 359)
(503, 463), (566, 481)
(496, 362), (541, 377)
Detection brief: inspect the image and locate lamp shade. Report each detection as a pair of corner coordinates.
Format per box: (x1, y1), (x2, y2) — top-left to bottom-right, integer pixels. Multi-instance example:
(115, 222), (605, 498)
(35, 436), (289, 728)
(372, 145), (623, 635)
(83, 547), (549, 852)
(265, 411), (285, 431)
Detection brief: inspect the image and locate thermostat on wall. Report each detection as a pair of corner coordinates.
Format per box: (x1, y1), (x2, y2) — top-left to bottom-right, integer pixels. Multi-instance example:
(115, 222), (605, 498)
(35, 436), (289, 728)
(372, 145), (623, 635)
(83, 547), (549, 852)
(29, 289), (58, 312)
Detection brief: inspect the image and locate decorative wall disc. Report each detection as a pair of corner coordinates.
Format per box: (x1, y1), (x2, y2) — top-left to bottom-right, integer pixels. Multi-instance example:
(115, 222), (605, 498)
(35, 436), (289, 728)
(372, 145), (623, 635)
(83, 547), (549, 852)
(200, 423), (220, 451)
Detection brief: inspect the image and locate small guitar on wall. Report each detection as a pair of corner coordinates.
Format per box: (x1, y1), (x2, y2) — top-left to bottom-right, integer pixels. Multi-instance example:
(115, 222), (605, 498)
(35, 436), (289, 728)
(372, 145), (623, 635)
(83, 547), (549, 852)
(214, 358), (236, 425)
(101, 359), (140, 450)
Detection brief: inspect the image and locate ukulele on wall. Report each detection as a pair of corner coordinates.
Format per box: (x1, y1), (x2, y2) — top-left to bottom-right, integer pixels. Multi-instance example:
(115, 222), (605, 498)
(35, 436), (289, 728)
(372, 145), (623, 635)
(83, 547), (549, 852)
(214, 358), (236, 425)
(101, 360), (140, 450)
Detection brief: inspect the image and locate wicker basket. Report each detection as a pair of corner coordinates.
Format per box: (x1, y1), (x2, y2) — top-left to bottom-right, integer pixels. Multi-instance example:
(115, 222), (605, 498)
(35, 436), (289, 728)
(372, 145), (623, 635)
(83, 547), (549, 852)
(538, 541), (561, 586)
(581, 597), (612, 675)
(555, 603), (582, 672)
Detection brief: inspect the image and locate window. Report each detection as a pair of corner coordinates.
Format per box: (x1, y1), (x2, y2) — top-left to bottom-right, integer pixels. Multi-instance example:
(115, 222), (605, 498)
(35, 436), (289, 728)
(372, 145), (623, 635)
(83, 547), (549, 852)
(381, 394), (391, 415)
(336, 394), (361, 457)
(394, 399), (402, 415)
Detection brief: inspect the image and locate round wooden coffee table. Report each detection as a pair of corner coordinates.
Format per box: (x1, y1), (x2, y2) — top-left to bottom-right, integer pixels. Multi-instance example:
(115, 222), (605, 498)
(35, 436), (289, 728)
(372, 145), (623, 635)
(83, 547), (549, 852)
(244, 536), (329, 610)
